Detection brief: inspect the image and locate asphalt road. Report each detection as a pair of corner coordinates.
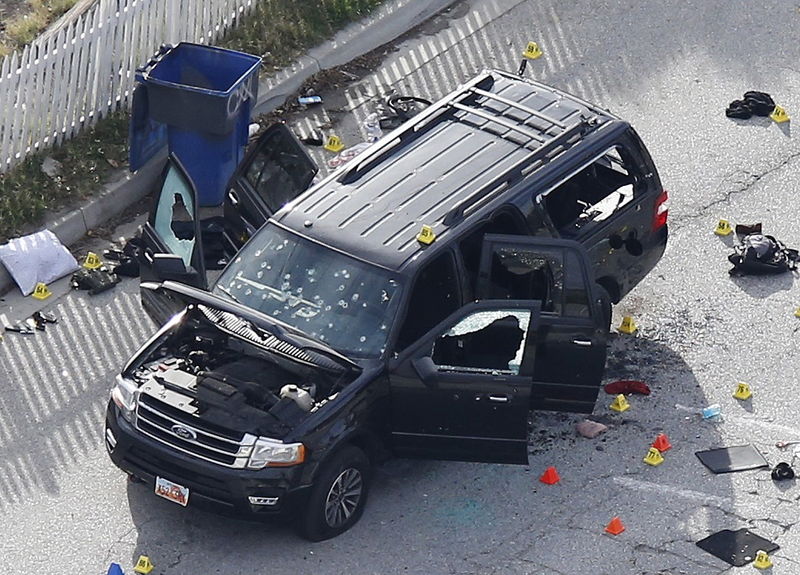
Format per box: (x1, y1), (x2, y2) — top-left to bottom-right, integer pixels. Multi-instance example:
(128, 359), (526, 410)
(3, 1), (800, 574)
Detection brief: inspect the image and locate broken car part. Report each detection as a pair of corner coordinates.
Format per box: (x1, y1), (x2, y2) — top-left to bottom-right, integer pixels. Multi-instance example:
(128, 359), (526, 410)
(696, 528), (779, 567)
(695, 444), (770, 474)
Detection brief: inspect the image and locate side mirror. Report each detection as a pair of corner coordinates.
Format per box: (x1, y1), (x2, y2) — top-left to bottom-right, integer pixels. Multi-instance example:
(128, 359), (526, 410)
(411, 356), (438, 386)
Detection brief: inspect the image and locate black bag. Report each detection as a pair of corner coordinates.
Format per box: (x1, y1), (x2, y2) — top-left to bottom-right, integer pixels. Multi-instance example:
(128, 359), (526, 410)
(728, 233), (798, 275)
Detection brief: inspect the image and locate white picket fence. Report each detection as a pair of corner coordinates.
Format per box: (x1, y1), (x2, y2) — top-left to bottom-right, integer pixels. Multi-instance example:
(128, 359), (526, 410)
(0, 0), (256, 173)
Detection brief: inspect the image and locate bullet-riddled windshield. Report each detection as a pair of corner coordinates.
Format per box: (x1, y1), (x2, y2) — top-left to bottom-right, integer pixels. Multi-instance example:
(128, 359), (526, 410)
(213, 224), (402, 358)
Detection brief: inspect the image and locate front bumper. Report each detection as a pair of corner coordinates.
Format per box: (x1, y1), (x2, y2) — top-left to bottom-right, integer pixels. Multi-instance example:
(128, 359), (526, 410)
(104, 401), (310, 519)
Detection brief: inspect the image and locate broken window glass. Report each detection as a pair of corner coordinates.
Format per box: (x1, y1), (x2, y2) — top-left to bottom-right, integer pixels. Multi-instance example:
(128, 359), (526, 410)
(153, 164), (196, 267)
(213, 223), (402, 358)
(432, 310), (530, 374)
(543, 146), (637, 234)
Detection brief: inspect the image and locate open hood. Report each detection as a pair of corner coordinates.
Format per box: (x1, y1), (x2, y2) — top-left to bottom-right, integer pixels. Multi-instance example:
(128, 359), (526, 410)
(142, 280), (360, 372)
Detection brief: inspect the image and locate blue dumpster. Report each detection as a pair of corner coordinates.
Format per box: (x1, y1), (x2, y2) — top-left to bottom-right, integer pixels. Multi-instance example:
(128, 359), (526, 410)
(130, 43), (261, 206)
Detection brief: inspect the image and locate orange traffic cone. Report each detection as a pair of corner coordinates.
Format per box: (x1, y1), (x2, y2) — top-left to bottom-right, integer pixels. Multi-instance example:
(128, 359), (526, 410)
(652, 433), (672, 452)
(605, 516), (625, 535)
(539, 466), (561, 485)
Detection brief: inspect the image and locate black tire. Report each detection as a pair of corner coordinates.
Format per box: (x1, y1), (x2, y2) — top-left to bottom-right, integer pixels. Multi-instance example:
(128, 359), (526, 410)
(297, 446), (370, 541)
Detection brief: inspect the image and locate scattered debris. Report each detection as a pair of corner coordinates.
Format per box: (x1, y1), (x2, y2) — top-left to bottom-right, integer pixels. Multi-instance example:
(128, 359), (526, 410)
(701, 404), (721, 420)
(363, 112), (382, 142)
(735, 222), (761, 236)
(299, 130), (324, 146)
(326, 142), (372, 168)
(71, 267), (120, 295)
(105, 237), (143, 278)
(41, 156), (62, 178)
(728, 231), (798, 276)
(604, 516), (625, 535)
(771, 461), (795, 481)
(604, 379), (650, 395)
(575, 419), (607, 438)
(298, 95), (323, 106)
(695, 528), (778, 567)
(5, 322), (34, 335)
(775, 440), (800, 450)
(695, 444), (769, 474)
(248, 122), (261, 138)
(725, 91), (775, 119)
(107, 563), (125, 575)
(538, 466), (560, 485)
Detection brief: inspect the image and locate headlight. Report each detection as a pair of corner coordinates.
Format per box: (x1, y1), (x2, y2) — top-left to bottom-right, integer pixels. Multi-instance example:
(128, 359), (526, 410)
(247, 437), (306, 469)
(111, 375), (138, 422)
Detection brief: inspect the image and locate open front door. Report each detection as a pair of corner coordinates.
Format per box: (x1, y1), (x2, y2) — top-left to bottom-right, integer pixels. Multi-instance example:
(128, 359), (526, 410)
(477, 235), (607, 413)
(139, 154), (206, 325)
(389, 300), (539, 465)
(223, 123), (318, 250)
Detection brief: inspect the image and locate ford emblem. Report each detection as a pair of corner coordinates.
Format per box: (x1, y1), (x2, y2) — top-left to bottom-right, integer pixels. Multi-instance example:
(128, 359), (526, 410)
(171, 424), (197, 441)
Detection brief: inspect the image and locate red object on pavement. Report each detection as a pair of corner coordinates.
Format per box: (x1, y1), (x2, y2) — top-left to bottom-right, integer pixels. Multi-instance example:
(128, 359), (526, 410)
(604, 380), (651, 395)
(605, 516), (626, 535)
(539, 466), (561, 485)
(652, 433), (673, 452)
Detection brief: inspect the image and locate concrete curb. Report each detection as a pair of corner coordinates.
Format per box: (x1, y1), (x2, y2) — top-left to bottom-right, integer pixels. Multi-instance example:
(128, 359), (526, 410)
(0, 0), (459, 296)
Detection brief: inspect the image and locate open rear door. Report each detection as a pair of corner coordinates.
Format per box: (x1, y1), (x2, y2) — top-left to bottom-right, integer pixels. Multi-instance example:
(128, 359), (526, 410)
(477, 235), (607, 413)
(139, 154), (206, 325)
(223, 123), (318, 250)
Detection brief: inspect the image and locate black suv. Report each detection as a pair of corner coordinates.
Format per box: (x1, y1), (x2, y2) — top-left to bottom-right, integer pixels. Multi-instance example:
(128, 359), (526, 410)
(105, 69), (668, 540)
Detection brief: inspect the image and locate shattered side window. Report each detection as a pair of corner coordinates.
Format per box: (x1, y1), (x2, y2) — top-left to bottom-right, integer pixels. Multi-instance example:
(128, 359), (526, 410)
(432, 310), (530, 374)
(212, 224), (402, 358)
(488, 246), (563, 314)
(153, 163), (196, 267)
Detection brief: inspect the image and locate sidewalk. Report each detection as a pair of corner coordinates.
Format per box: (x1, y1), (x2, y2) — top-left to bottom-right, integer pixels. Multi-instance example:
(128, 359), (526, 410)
(0, 0), (459, 296)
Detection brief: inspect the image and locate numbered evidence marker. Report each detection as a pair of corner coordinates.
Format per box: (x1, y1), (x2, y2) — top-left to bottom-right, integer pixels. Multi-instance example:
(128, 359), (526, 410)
(32, 282), (52, 300)
(714, 219), (732, 236)
(770, 104), (790, 123)
(324, 135), (345, 152)
(522, 41), (543, 59)
(416, 224), (436, 245)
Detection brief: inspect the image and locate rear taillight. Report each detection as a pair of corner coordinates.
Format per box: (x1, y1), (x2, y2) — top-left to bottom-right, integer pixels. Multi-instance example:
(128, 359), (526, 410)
(653, 189), (668, 230)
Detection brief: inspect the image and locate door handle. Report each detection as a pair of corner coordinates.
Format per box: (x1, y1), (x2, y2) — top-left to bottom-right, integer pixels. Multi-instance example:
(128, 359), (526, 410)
(227, 190), (239, 206)
(144, 249), (154, 264)
(572, 339), (592, 347)
(488, 394), (509, 403)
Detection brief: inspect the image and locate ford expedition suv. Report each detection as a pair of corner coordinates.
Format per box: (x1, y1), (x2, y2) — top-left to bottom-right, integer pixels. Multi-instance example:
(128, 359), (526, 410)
(105, 69), (668, 540)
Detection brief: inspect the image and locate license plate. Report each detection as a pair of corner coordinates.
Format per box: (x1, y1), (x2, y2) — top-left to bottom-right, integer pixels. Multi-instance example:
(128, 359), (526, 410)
(155, 476), (189, 507)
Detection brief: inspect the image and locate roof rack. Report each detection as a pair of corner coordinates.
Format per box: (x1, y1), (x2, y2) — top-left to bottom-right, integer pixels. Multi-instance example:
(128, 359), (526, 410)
(339, 69), (602, 223)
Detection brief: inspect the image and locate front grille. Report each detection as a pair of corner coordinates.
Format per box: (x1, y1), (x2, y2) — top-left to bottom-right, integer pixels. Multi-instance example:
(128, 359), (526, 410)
(135, 393), (256, 469)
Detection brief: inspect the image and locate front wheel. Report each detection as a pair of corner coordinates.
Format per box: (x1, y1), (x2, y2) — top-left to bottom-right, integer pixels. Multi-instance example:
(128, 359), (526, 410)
(297, 445), (370, 541)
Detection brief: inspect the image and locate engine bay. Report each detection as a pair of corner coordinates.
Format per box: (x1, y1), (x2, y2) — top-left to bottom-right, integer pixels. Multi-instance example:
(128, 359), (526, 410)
(129, 311), (355, 437)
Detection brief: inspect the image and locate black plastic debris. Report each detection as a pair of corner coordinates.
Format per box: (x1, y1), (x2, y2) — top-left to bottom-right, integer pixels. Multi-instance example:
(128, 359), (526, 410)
(379, 95), (432, 130)
(726, 91), (775, 119)
(771, 461), (795, 481)
(695, 444), (769, 474)
(696, 528), (779, 567)
(728, 232), (799, 276)
(71, 268), (120, 295)
(5, 322), (35, 335)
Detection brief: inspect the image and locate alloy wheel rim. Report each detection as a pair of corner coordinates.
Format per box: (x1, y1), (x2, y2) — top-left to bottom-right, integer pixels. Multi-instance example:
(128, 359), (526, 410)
(324, 467), (363, 528)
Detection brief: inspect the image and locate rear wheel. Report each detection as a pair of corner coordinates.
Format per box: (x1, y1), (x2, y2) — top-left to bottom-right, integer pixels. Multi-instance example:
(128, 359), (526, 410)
(297, 446), (370, 541)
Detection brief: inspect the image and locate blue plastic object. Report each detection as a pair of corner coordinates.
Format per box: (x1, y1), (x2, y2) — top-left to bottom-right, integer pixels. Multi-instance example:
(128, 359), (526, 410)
(131, 43), (261, 205)
(107, 563), (125, 575)
(702, 404), (721, 420)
